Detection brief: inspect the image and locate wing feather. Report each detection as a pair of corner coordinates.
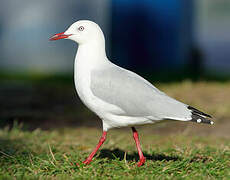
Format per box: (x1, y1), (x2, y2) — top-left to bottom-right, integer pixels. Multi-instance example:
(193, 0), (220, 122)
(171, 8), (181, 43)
(90, 65), (191, 121)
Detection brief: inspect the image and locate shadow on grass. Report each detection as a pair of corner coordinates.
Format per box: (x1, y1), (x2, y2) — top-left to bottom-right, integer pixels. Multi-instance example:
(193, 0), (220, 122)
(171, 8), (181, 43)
(0, 138), (31, 161)
(98, 148), (181, 162)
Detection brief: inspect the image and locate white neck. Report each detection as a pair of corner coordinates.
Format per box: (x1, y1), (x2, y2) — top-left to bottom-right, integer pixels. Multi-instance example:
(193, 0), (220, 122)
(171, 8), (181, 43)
(75, 39), (108, 68)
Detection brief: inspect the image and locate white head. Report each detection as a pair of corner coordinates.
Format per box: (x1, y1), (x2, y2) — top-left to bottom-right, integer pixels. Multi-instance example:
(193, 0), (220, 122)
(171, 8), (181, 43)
(50, 20), (105, 45)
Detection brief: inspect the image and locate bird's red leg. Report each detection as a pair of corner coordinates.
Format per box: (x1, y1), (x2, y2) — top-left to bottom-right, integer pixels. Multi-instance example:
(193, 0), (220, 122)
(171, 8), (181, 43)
(131, 127), (146, 167)
(82, 131), (107, 165)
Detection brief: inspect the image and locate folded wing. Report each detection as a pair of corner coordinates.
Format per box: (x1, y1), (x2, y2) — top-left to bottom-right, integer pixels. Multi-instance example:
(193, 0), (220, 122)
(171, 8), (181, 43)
(90, 64), (193, 121)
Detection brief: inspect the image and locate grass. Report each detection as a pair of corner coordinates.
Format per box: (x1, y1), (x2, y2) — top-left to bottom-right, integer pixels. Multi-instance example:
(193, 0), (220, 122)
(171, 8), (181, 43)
(1, 80), (230, 179)
(0, 124), (230, 179)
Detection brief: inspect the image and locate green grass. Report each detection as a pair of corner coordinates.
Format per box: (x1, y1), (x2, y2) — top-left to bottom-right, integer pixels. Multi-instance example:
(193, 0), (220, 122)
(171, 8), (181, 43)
(1, 124), (230, 179)
(1, 80), (230, 179)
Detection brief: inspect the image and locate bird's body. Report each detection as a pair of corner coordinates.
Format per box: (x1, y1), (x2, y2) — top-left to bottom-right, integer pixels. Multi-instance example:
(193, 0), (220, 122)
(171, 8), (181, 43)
(75, 54), (154, 130)
(50, 20), (213, 166)
(75, 54), (191, 130)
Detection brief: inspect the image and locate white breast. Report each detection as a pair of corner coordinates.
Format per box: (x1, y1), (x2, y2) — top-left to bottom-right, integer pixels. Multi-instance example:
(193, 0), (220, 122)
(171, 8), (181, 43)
(74, 54), (124, 118)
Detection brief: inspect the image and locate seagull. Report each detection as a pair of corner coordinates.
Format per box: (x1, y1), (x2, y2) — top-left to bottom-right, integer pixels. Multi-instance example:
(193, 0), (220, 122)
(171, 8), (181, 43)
(49, 20), (214, 167)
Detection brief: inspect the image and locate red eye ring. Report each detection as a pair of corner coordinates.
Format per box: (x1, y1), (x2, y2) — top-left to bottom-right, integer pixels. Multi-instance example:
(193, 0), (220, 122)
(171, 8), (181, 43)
(78, 26), (84, 31)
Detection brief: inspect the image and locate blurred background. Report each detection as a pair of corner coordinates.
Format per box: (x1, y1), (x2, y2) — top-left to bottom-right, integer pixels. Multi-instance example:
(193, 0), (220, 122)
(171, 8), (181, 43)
(0, 0), (230, 135)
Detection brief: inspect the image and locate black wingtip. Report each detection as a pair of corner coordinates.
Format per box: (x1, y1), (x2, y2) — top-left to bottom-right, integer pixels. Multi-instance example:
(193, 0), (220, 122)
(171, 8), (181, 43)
(188, 106), (212, 118)
(190, 115), (214, 125)
(188, 106), (214, 125)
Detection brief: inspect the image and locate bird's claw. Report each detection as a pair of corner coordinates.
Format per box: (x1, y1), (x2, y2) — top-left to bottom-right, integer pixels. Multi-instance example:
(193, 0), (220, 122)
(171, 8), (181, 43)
(137, 157), (146, 167)
(83, 159), (92, 165)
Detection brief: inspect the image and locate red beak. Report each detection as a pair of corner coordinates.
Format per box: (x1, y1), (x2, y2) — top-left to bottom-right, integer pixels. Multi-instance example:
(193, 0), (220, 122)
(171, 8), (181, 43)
(49, 32), (72, 41)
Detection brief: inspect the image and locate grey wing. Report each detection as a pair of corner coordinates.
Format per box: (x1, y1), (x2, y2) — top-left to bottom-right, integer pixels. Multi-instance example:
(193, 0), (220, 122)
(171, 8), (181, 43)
(90, 65), (192, 121)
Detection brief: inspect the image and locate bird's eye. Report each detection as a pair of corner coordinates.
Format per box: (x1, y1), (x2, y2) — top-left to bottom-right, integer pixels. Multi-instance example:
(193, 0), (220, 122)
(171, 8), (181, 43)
(78, 26), (84, 31)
